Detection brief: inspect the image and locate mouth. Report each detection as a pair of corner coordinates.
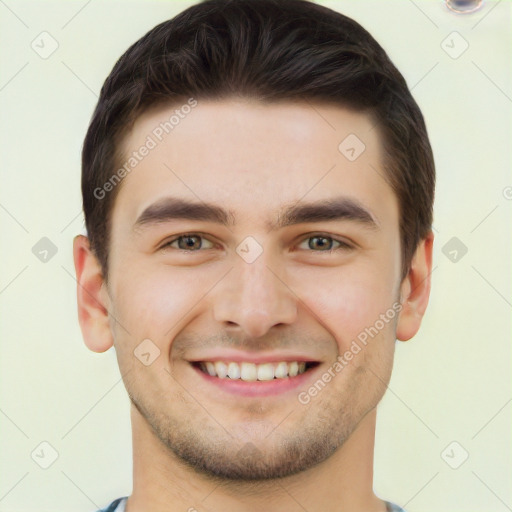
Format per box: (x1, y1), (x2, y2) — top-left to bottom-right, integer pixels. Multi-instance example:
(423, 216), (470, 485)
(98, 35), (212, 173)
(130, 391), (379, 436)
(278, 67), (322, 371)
(190, 358), (321, 397)
(194, 360), (319, 381)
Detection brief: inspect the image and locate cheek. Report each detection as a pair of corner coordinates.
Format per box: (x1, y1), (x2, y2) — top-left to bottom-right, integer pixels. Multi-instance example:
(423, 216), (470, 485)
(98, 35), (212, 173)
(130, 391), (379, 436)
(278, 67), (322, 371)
(109, 265), (207, 347)
(296, 262), (399, 351)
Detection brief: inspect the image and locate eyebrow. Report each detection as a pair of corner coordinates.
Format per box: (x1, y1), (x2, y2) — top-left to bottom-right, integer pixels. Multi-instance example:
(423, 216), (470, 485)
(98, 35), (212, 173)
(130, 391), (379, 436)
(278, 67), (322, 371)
(133, 195), (379, 232)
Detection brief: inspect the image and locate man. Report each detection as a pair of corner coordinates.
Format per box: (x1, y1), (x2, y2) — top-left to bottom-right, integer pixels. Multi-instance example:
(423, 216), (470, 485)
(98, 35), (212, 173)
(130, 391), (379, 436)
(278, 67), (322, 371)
(73, 0), (435, 510)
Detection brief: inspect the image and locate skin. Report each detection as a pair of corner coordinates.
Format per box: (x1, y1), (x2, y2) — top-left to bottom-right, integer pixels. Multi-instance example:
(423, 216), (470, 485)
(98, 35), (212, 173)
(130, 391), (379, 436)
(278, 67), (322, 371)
(73, 98), (433, 512)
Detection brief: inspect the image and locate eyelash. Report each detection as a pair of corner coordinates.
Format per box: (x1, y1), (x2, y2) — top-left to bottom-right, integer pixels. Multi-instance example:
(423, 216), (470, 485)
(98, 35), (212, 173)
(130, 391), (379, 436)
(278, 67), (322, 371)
(159, 233), (354, 253)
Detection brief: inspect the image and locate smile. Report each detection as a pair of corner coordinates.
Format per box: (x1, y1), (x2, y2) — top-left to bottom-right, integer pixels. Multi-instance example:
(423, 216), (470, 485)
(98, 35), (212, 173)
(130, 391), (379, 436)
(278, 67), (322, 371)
(196, 361), (315, 381)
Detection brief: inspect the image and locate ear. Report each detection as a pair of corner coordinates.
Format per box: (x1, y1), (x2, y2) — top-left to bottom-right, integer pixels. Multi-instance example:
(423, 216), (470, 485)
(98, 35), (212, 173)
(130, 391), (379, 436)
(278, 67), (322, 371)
(396, 231), (434, 341)
(73, 235), (114, 352)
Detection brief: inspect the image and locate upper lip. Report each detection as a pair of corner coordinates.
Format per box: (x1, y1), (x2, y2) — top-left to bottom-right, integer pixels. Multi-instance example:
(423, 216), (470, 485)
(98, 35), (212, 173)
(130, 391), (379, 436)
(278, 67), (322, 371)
(188, 350), (321, 364)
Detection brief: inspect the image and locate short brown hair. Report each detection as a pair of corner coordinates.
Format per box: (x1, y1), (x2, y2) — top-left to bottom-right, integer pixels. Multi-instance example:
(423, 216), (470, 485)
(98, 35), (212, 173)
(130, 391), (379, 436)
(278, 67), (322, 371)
(81, 0), (435, 281)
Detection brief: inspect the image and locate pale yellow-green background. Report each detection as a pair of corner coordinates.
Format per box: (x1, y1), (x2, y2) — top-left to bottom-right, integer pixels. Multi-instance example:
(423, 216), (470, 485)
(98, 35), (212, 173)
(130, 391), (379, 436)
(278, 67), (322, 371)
(0, 1), (510, 511)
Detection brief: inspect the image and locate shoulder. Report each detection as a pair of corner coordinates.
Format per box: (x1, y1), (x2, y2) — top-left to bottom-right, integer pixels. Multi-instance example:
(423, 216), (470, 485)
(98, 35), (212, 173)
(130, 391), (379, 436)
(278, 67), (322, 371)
(95, 497), (128, 512)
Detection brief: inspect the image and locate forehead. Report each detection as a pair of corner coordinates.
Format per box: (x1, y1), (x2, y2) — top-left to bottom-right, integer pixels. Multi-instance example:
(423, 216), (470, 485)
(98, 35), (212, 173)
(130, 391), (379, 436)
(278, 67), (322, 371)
(113, 98), (396, 230)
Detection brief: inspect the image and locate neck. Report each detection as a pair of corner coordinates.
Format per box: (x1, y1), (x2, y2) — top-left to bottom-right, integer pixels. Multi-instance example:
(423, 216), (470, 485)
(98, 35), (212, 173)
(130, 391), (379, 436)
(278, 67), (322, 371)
(126, 406), (387, 512)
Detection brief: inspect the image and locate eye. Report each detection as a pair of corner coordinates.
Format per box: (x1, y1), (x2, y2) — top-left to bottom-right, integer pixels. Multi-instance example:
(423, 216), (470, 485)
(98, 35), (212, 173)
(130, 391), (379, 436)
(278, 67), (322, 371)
(297, 234), (353, 252)
(160, 234), (215, 251)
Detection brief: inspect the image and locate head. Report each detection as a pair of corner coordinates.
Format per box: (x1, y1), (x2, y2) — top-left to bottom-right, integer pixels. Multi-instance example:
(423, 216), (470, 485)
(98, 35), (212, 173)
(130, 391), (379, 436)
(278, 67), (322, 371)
(75, 0), (434, 482)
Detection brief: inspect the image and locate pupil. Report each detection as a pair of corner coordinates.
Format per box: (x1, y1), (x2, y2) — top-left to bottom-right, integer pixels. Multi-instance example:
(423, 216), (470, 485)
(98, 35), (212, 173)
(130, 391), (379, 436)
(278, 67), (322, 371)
(182, 236), (200, 250)
(310, 236), (331, 250)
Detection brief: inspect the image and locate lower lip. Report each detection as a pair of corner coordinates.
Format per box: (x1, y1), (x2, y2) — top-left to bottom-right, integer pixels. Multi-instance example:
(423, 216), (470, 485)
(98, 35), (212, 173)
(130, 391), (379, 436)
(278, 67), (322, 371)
(191, 363), (320, 397)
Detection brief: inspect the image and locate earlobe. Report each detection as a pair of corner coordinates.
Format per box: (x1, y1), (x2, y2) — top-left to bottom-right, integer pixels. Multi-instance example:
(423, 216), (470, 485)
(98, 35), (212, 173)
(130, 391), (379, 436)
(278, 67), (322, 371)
(396, 231), (434, 342)
(73, 235), (114, 353)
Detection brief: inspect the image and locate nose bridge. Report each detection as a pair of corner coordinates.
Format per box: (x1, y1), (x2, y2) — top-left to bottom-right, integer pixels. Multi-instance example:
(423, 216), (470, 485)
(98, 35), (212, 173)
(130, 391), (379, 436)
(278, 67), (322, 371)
(213, 250), (297, 338)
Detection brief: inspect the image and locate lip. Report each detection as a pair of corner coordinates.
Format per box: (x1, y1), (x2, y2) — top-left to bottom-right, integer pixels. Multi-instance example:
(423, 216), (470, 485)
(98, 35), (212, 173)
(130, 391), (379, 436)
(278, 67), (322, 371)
(190, 360), (322, 397)
(187, 349), (320, 365)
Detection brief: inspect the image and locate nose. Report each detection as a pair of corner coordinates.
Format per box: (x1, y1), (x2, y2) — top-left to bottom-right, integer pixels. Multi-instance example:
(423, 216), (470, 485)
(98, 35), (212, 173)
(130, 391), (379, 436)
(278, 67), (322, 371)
(213, 253), (298, 339)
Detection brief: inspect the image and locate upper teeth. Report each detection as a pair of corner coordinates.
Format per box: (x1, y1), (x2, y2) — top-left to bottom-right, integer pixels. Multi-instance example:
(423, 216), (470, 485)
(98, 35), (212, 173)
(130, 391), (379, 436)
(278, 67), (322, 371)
(199, 361), (307, 381)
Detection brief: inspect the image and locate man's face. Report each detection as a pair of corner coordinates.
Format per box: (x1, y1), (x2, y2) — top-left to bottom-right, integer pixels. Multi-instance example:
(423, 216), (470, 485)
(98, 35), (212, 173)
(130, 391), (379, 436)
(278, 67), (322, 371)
(104, 98), (403, 479)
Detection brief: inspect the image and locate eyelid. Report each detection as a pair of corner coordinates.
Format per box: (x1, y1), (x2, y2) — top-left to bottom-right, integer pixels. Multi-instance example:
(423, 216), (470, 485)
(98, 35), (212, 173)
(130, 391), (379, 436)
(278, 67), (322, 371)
(295, 232), (355, 251)
(159, 232), (355, 252)
(160, 233), (217, 251)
